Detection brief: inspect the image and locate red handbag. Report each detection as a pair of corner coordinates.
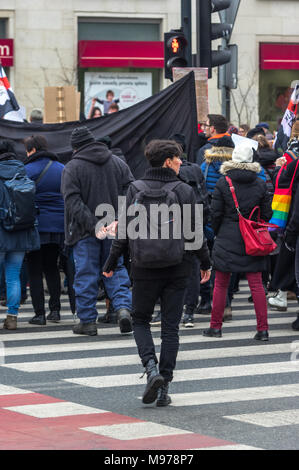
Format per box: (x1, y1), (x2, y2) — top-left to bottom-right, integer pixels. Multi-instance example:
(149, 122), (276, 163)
(225, 176), (278, 256)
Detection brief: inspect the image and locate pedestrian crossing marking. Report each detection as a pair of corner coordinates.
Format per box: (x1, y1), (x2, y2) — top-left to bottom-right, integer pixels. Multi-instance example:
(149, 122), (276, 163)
(64, 360), (299, 389)
(82, 422), (193, 440)
(168, 383), (299, 406)
(4, 401), (108, 418)
(224, 409), (299, 427)
(2, 342), (296, 372)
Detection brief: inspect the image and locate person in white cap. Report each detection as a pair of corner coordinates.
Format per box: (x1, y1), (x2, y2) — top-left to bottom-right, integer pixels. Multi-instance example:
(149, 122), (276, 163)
(203, 144), (273, 341)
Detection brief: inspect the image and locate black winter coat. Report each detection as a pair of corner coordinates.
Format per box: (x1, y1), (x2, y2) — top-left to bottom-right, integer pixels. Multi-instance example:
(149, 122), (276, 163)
(61, 141), (134, 246)
(211, 160), (273, 273)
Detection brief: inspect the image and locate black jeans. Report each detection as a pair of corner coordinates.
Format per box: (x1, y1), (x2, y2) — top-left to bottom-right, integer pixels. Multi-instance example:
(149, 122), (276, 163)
(132, 277), (187, 383)
(27, 244), (61, 316)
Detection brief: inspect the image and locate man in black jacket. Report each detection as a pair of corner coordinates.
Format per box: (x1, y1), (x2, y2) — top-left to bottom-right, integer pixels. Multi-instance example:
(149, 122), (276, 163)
(61, 126), (134, 336)
(102, 139), (211, 407)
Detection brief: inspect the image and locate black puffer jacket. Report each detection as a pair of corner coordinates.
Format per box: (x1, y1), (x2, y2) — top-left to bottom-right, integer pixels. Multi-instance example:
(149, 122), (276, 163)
(211, 160), (273, 273)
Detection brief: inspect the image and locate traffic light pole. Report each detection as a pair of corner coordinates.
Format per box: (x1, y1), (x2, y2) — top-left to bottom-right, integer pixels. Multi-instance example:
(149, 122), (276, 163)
(181, 0), (192, 67)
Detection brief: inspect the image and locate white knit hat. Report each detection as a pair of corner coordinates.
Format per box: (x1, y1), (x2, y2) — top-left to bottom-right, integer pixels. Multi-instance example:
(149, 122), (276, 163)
(232, 144), (253, 163)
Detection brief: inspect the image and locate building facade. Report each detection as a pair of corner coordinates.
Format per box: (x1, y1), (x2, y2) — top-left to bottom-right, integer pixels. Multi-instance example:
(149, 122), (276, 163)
(0, 0), (299, 129)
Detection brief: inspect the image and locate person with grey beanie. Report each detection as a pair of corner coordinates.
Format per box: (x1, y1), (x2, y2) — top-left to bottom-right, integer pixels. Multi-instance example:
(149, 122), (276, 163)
(61, 126), (134, 336)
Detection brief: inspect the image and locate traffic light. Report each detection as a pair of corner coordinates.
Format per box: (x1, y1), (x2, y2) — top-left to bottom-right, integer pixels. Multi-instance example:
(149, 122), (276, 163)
(198, 0), (232, 74)
(164, 29), (188, 80)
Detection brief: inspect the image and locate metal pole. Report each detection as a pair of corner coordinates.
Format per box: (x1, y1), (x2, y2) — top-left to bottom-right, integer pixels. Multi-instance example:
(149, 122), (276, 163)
(181, 0), (192, 66)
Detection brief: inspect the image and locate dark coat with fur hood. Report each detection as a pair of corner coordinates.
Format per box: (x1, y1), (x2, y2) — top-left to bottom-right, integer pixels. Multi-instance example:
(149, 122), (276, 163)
(211, 160), (273, 273)
(200, 143), (233, 195)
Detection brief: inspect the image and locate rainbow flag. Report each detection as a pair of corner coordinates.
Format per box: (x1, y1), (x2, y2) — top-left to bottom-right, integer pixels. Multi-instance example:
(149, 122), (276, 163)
(270, 160), (299, 230)
(274, 84), (299, 154)
(0, 65), (23, 121)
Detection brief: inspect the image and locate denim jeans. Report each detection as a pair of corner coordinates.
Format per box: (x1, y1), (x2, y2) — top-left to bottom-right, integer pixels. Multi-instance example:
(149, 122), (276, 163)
(73, 237), (132, 323)
(0, 252), (25, 315)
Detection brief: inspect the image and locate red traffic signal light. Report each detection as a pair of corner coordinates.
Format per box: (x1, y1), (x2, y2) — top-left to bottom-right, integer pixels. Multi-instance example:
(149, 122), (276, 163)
(164, 30), (188, 80)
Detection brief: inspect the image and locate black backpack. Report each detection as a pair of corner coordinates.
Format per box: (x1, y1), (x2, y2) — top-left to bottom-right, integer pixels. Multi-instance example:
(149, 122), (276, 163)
(0, 172), (36, 232)
(128, 180), (185, 269)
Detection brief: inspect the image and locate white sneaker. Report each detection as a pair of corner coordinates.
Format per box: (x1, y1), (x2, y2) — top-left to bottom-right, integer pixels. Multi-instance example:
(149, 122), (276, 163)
(268, 290), (287, 311)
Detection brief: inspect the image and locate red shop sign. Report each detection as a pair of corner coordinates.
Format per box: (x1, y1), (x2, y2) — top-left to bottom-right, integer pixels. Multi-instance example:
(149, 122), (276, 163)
(260, 43), (299, 70)
(0, 39), (13, 67)
(78, 40), (164, 68)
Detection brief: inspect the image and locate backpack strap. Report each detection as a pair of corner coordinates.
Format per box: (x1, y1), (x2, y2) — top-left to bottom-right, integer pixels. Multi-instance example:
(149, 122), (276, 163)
(35, 160), (53, 186)
(204, 163), (210, 180)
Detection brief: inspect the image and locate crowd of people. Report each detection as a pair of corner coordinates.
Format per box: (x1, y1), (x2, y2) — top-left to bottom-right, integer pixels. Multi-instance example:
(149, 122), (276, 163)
(1, 109), (299, 407)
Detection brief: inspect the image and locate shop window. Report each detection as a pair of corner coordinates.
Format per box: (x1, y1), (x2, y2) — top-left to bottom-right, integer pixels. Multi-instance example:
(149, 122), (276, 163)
(78, 19), (160, 42)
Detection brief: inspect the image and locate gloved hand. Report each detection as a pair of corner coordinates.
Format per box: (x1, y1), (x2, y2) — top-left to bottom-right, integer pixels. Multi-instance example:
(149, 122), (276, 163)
(284, 232), (297, 252)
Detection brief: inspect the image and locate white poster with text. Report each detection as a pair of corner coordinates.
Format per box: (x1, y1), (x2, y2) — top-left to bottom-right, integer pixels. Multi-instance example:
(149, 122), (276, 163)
(84, 72), (152, 116)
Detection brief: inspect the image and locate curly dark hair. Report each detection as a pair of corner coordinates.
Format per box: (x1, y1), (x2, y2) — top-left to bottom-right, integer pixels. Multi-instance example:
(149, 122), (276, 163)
(144, 139), (183, 167)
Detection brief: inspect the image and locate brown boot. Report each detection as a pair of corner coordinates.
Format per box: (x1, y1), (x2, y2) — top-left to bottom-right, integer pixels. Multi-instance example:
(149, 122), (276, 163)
(3, 314), (17, 330)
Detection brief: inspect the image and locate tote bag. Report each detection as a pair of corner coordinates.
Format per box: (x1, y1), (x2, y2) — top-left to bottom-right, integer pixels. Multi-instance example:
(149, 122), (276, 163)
(226, 176), (278, 256)
(270, 160), (299, 231)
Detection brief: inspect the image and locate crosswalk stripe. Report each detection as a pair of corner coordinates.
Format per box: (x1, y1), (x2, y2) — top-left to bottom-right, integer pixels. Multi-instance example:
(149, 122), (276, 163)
(1, 328), (298, 357)
(63, 360), (299, 389)
(81, 422), (193, 440)
(223, 409), (299, 427)
(2, 342), (296, 372)
(165, 383), (299, 406)
(0, 316), (296, 342)
(4, 401), (108, 417)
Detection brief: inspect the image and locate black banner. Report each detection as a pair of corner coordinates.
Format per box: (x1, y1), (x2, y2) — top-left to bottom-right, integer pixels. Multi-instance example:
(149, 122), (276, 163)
(0, 72), (198, 178)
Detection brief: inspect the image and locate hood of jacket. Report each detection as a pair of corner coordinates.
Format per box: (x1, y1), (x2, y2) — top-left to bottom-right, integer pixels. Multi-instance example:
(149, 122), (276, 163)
(24, 150), (59, 165)
(72, 141), (112, 166)
(204, 146), (233, 164)
(0, 152), (16, 162)
(0, 159), (26, 180)
(257, 147), (278, 167)
(220, 160), (261, 180)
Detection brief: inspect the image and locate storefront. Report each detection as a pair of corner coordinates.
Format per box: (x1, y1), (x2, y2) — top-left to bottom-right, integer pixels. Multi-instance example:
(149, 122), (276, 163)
(259, 43), (299, 130)
(77, 18), (164, 117)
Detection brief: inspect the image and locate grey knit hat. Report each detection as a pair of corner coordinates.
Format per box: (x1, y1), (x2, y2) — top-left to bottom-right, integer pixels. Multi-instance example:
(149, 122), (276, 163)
(70, 126), (95, 150)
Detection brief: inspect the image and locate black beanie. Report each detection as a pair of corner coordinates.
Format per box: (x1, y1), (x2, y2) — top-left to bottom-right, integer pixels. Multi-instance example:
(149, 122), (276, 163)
(70, 126), (95, 150)
(247, 127), (265, 140)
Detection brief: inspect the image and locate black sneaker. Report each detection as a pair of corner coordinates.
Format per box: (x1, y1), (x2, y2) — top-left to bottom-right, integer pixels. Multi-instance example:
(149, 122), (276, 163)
(254, 330), (269, 341)
(29, 315), (46, 325)
(150, 312), (161, 326)
(116, 308), (133, 334)
(203, 327), (222, 338)
(196, 301), (212, 315)
(46, 311), (61, 323)
(73, 321), (97, 336)
(292, 314), (299, 331)
(182, 314), (194, 328)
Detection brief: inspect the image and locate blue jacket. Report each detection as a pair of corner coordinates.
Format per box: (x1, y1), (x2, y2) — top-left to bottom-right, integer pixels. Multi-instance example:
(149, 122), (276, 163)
(25, 151), (65, 233)
(0, 158), (40, 253)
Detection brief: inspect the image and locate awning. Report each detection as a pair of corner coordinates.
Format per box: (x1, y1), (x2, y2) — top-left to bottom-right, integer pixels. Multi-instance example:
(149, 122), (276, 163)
(78, 40), (164, 69)
(260, 43), (299, 70)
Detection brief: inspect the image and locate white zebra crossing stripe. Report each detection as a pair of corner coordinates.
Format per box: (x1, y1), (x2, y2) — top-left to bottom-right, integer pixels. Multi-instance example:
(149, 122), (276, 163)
(0, 316), (296, 342)
(0, 384), (31, 395)
(63, 361), (299, 389)
(1, 328), (298, 356)
(81, 422), (193, 440)
(2, 343), (296, 372)
(224, 409), (299, 427)
(168, 384), (299, 407)
(4, 401), (108, 418)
